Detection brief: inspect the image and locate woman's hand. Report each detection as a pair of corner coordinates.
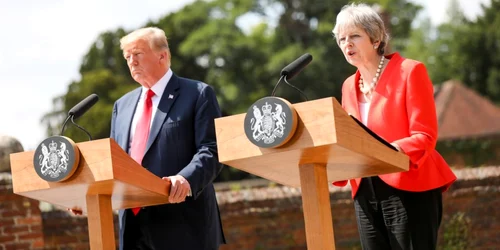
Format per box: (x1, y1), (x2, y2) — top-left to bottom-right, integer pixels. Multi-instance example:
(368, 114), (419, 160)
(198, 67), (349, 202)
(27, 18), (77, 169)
(391, 143), (404, 153)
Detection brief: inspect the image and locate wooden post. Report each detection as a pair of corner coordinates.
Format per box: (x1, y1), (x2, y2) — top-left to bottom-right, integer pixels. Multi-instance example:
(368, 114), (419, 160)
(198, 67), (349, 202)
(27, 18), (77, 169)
(86, 194), (115, 250)
(299, 163), (335, 250)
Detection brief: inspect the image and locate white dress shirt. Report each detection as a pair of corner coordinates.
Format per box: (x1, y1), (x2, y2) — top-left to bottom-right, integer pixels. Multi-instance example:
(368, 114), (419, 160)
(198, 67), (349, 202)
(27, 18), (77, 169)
(128, 68), (173, 151)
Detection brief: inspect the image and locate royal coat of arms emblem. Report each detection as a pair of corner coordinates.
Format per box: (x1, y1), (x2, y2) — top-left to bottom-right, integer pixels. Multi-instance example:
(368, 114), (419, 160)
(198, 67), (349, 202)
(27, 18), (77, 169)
(250, 102), (287, 144)
(33, 136), (80, 182)
(244, 97), (298, 148)
(39, 140), (69, 178)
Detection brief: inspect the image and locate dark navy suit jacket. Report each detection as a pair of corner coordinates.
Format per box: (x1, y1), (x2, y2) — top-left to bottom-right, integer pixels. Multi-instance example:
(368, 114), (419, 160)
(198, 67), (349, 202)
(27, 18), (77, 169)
(110, 74), (225, 249)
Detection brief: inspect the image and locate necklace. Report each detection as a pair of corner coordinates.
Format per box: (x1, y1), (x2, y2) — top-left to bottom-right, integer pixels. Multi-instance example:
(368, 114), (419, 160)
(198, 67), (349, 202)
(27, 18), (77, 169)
(359, 56), (385, 96)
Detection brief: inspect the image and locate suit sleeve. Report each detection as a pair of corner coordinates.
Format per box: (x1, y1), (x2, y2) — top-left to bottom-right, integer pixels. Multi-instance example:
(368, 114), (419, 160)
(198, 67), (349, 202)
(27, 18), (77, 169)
(177, 85), (223, 199)
(392, 63), (438, 169)
(110, 102), (118, 139)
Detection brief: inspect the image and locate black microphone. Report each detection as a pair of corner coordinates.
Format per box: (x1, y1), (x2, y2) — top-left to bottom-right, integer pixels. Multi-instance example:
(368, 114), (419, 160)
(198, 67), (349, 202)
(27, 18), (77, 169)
(280, 53), (313, 80)
(272, 54), (312, 101)
(61, 94), (99, 140)
(68, 94), (99, 120)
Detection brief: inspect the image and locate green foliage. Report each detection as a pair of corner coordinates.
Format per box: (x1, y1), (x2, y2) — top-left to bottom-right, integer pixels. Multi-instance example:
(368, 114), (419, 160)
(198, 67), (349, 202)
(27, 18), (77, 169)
(440, 212), (471, 250)
(79, 29), (130, 76)
(42, 69), (136, 142)
(404, 0), (500, 104)
(43, 0), (422, 181)
(437, 137), (499, 167)
(366, 0), (423, 53)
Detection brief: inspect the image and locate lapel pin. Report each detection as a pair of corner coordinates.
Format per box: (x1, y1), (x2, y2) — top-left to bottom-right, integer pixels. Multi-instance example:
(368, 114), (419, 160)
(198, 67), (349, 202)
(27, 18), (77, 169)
(168, 94), (174, 99)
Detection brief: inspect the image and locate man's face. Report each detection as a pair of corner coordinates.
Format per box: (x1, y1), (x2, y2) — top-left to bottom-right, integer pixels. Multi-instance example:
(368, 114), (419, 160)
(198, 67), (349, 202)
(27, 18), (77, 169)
(123, 39), (163, 87)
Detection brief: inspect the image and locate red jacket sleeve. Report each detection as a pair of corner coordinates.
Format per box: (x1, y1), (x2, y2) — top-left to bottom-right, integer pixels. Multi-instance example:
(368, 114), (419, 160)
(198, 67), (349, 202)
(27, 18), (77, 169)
(392, 63), (438, 169)
(332, 81), (349, 187)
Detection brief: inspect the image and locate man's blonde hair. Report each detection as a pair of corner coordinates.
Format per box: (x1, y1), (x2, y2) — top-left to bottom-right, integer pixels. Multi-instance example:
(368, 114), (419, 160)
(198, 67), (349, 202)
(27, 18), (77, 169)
(120, 27), (171, 61)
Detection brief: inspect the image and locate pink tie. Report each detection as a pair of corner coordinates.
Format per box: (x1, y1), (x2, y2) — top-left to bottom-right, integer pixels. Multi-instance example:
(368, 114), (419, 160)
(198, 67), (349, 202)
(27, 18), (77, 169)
(130, 89), (155, 215)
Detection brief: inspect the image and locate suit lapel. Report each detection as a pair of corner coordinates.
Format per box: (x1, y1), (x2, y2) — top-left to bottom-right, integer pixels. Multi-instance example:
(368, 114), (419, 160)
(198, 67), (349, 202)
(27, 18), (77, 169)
(121, 88), (142, 152)
(145, 74), (181, 154)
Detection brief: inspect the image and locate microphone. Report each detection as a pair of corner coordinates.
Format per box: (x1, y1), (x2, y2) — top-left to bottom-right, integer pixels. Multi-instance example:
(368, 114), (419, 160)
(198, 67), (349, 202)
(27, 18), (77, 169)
(68, 94), (99, 120)
(272, 53), (312, 101)
(280, 53), (313, 80)
(61, 94), (99, 140)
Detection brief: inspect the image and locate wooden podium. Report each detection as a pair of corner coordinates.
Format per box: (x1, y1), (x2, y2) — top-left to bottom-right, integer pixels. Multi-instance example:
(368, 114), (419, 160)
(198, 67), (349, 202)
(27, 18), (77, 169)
(10, 138), (171, 250)
(214, 97), (409, 250)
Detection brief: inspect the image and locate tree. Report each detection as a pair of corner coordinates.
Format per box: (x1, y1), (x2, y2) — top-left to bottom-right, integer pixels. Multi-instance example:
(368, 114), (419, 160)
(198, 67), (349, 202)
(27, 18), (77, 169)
(247, 0), (422, 104)
(42, 29), (137, 142)
(404, 0), (500, 104)
(43, 0), (423, 181)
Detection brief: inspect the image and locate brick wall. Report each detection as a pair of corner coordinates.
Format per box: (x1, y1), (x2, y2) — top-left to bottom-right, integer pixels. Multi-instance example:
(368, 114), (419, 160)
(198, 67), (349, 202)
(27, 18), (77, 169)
(0, 174), (44, 249)
(1, 167), (499, 250)
(41, 211), (91, 250)
(217, 171), (500, 250)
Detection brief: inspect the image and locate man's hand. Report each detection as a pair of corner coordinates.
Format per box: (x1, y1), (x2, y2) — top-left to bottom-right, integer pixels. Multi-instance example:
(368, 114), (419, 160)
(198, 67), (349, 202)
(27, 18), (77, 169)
(163, 175), (191, 204)
(67, 207), (83, 216)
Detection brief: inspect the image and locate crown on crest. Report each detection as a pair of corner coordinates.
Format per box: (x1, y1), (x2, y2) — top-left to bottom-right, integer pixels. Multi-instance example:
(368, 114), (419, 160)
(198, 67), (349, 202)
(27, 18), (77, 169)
(262, 102), (272, 114)
(48, 140), (57, 152)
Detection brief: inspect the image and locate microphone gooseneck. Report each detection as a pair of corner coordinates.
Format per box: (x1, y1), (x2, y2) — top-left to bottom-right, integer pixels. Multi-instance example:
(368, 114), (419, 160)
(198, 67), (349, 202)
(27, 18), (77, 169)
(283, 76), (309, 101)
(60, 115), (71, 136)
(61, 93), (99, 140)
(70, 115), (93, 140)
(272, 53), (312, 101)
(271, 75), (285, 97)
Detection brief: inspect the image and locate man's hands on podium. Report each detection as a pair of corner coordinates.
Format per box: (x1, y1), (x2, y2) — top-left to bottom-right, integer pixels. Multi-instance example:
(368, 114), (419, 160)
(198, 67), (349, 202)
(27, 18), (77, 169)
(163, 175), (191, 204)
(67, 175), (191, 215)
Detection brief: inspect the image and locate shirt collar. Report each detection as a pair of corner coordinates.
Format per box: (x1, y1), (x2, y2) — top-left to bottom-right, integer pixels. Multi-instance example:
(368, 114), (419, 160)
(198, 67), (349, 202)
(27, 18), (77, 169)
(141, 68), (172, 99)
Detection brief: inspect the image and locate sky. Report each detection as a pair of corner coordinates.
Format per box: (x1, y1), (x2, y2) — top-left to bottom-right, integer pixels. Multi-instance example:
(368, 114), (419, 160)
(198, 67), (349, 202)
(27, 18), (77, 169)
(0, 0), (491, 151)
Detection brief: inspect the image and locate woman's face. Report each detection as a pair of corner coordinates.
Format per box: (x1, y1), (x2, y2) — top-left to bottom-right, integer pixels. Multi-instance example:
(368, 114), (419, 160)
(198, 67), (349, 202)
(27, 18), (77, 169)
(337, 26), (377, 68)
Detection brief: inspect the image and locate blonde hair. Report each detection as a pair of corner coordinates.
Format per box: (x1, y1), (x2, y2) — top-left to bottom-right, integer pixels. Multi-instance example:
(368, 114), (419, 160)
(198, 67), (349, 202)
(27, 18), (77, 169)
(120, 27), (171, 60)
(332, 3), (389, 55)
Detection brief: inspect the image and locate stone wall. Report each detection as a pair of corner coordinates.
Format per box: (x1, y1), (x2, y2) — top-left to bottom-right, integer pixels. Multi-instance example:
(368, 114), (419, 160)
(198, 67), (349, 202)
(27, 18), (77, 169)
(0, 135), (23, 173)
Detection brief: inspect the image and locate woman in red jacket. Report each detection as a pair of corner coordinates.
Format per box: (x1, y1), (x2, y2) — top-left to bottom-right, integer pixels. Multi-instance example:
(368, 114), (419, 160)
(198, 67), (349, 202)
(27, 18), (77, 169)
(331, 3), (456, 250)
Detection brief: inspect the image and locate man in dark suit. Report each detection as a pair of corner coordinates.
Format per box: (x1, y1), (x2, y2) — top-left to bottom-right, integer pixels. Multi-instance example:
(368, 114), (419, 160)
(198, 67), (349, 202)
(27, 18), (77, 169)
(112, 26), (225, 249)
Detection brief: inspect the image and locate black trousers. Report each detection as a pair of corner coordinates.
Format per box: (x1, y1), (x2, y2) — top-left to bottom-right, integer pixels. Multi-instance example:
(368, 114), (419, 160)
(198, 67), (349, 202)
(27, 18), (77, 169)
(121, 208), (211, 250)
(122, 209), (155, 250)
(354, 176), (442, 250)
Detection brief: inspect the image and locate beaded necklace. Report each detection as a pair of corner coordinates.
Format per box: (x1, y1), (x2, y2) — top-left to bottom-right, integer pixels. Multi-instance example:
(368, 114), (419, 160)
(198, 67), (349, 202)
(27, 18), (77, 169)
(358, 56), (385, 97)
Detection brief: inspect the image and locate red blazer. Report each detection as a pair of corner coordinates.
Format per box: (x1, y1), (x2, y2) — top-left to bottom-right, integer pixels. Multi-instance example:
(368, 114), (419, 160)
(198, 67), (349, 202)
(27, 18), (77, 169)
(334, 53), (456, 198)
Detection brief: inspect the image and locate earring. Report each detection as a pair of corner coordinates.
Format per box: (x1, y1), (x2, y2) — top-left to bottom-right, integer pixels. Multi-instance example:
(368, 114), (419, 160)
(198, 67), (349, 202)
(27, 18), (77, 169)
(374, 45), (378, 49)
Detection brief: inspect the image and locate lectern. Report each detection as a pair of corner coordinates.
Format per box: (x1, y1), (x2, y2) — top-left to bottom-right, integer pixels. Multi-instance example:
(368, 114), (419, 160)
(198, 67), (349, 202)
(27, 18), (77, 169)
(10, 138), (171, 250)
(215, 97), (409, 250)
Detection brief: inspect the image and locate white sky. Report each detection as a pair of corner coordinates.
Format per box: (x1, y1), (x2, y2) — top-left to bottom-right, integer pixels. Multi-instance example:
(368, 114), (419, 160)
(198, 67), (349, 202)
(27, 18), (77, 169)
(0, 0), (490, 150)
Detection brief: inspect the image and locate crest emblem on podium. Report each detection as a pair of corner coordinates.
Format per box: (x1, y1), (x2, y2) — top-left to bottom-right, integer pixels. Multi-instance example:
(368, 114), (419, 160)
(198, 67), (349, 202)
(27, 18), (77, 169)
(244, 97), (298, 148)
(33, 136), (80, 182)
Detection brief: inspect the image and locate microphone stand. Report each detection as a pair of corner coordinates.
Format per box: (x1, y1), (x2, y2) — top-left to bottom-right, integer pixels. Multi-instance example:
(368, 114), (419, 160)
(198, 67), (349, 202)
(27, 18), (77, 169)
(271, 75), (309, 101)
(70, 115), (93, 141)
(283, 76), (309, 101)
(60, 115), (93, 141)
